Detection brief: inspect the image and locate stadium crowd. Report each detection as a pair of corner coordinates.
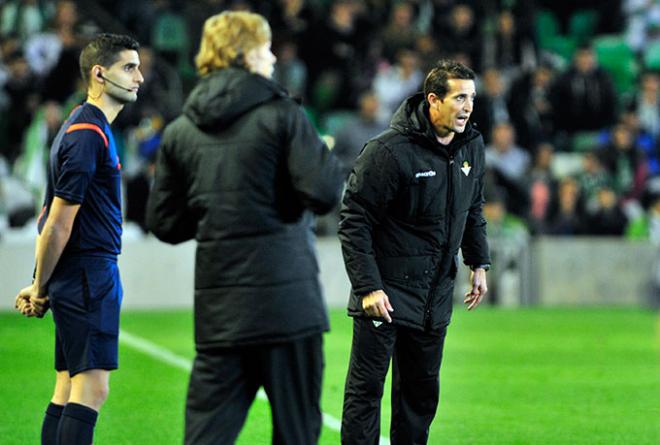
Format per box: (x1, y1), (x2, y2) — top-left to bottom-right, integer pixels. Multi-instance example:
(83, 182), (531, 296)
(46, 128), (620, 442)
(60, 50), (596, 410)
(1, 0), (660, 243)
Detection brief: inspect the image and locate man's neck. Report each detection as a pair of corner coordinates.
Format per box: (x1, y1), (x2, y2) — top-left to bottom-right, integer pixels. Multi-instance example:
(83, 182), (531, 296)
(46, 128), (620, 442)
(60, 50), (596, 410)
(435, 129), (455, 146)
(86, 94), (124, 124)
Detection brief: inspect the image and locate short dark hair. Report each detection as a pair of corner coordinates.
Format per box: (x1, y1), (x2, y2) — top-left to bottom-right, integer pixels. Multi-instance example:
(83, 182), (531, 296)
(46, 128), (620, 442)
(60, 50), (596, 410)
(423, 59), (475, 100)
(79, 33), (139, 86)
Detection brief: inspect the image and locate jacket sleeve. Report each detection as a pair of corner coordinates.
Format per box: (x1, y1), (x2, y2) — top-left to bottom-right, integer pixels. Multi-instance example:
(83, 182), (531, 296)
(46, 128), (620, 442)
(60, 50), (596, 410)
(338, 141), (399, 295)
(146, 127), (197, 244)
(461, 138), (491, 266)
(284, 103), (344, 215)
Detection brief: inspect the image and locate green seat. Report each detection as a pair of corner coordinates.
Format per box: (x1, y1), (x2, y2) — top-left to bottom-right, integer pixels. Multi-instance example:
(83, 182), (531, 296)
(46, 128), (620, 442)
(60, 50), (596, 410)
(569, 9), (599, 45)
(545, 35), (577, 63)
(643, 40), (660, 70)
(593, 35), (638, 95)
(536, 10), (560, 49)
(151, 13), (190, 73)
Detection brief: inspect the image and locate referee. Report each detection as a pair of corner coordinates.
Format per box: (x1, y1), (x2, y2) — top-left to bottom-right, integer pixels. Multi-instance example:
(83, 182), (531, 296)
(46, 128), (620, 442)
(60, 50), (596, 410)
(15, 33), (143, 445)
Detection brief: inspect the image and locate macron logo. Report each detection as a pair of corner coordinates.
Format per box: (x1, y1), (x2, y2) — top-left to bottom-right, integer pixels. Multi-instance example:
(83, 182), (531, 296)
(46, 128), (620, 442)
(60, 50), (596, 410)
(415, 170), (436, 178)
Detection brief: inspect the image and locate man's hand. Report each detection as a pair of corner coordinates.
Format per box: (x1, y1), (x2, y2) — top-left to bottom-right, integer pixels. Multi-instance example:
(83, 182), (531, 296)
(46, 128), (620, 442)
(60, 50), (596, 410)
(362, 289), (394, 323)
(15, 285), (49, 318)
(464, 268), (488, 311)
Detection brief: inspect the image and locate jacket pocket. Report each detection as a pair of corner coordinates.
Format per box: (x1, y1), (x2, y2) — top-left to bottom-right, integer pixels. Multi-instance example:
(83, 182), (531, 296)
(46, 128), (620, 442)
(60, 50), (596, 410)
(377, 255), (436, 289)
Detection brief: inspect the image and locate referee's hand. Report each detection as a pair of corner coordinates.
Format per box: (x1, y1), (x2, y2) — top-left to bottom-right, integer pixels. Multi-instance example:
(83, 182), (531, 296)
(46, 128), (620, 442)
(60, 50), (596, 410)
(361, 290), (394, 323)
(15, 285), (50, 318)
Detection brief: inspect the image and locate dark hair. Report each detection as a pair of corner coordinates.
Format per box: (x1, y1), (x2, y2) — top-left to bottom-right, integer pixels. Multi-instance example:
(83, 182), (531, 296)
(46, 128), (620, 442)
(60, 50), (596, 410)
(79, 33), (139, 86)
(423, 59), (475, 100)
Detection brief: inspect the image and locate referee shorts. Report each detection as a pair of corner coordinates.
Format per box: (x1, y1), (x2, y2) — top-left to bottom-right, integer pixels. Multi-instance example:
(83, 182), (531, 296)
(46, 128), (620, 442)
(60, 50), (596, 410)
(48, 256), (122, 377)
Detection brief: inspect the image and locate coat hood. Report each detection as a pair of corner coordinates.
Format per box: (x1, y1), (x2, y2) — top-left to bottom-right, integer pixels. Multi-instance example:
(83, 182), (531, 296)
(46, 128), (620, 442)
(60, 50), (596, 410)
(184, 67), (288, 130)
(390, 92), (479, 150)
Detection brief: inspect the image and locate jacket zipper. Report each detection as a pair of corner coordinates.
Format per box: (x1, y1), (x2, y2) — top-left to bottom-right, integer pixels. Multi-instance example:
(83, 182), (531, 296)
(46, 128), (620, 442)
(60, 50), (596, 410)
(423, 154), (454, 328)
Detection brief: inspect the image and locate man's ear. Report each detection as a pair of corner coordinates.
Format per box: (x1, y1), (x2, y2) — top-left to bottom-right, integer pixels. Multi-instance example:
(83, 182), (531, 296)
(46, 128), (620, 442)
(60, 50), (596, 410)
(91, 64), (106, 82)
(427, 92), (442, 107)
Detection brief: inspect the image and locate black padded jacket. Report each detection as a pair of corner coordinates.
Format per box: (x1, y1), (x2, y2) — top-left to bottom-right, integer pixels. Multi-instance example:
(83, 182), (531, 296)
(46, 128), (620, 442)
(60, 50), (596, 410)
(146, 68), (344, 349)
(339, 93), (490, 330)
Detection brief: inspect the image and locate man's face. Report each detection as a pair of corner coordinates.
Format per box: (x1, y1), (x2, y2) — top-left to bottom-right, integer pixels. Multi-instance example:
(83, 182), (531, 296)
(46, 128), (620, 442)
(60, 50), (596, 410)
(246, 41), (277, 79)
(492, 123), (514, 150)
(428, 78), (476, 135)
(102, 49), (143, 104)
(575, 49), (595, 73)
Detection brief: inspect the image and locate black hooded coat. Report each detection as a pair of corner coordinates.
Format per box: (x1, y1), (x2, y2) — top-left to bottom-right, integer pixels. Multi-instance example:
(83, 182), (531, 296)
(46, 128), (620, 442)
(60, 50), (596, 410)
(339, 93), (490, 329)
(147, 68), (343, 349)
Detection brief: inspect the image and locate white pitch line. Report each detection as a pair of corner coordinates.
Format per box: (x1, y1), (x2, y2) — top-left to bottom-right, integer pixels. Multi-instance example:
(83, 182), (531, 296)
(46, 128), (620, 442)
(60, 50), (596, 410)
(119, 329), (391, 444)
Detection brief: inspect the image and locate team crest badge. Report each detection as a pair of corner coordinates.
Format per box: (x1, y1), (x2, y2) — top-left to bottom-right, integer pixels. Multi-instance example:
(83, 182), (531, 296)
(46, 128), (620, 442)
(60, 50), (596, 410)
(461, 161), (472, 176)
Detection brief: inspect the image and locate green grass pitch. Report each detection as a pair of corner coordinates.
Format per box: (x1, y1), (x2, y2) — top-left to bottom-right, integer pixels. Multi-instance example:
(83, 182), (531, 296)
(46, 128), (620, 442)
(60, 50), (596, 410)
(1, 307), (659, 444)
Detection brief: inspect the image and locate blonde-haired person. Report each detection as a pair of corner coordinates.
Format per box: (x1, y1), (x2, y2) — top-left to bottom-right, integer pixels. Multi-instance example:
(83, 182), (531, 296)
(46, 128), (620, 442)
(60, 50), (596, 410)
(146, 11), (343, 445)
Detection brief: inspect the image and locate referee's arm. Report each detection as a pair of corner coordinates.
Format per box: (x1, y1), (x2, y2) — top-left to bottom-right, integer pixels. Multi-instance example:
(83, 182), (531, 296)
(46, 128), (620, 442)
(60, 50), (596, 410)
(15, 197), (80, 316)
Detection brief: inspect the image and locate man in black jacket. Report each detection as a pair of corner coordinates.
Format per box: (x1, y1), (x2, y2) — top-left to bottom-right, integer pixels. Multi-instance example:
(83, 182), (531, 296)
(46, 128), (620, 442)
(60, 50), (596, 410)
(339, 59), (490, 444)
(145, 11), (343, 445)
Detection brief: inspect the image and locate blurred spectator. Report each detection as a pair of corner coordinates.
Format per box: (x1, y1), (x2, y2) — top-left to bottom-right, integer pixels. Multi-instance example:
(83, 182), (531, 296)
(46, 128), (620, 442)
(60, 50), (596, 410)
(472, 67), (510, 144)
(598, 123), (648, 202)
(2, 47), (38, 163)
(619, 109), (660, 178)
(482, 9), (536, 77)
(380, 1), (419, 63)
(486, 122), (531, 181)
(527, 142), (558, 235)
(302, 0), (368, 110)
(484, 187), (529, 242)
(485, 122), (531, 217)
(268, 0), (314, 42)
(332, 91), (385, 178)
(13, 100), (62, 197)
(414, 33), (442, 73)
(508, 62), (555, 149)
(434, 3), (482, 71)
(373, 48), (423, 125)
(0, 0), (53, 42)
(0, 34), (20, 149)
(547, 176), (585, 235)
(272, 39), (307, 99)
(584, 186), (629, 236)
(624, 0), (660, 54)
(579, 151), (612, 214)
(114, 0), (158, 45)
(626, 71), (660, 140)
(550, 44), (617, 134)
(125, 157), (156, 233)
(41, 0), (85, 103)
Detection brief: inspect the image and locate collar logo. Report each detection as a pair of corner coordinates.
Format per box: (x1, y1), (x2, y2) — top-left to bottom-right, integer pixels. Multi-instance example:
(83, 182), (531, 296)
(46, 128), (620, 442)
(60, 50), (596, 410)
(461, 161), (471, 176)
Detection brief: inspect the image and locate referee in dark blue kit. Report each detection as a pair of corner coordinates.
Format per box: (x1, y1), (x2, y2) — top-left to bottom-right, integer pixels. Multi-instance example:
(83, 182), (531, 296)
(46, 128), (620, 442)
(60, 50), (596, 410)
(14, 33), (143, 445)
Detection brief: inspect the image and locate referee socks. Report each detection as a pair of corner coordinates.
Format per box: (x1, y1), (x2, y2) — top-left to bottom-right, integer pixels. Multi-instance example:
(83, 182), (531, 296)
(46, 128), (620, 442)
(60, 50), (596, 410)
(56, 402), (98, 445)
(41, 402), (64, 445)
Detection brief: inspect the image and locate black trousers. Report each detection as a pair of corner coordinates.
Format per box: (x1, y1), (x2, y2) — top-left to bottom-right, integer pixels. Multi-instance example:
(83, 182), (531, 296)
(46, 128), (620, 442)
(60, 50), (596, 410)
(341, 318), (447, 445)
(185, 334), (324, 445)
